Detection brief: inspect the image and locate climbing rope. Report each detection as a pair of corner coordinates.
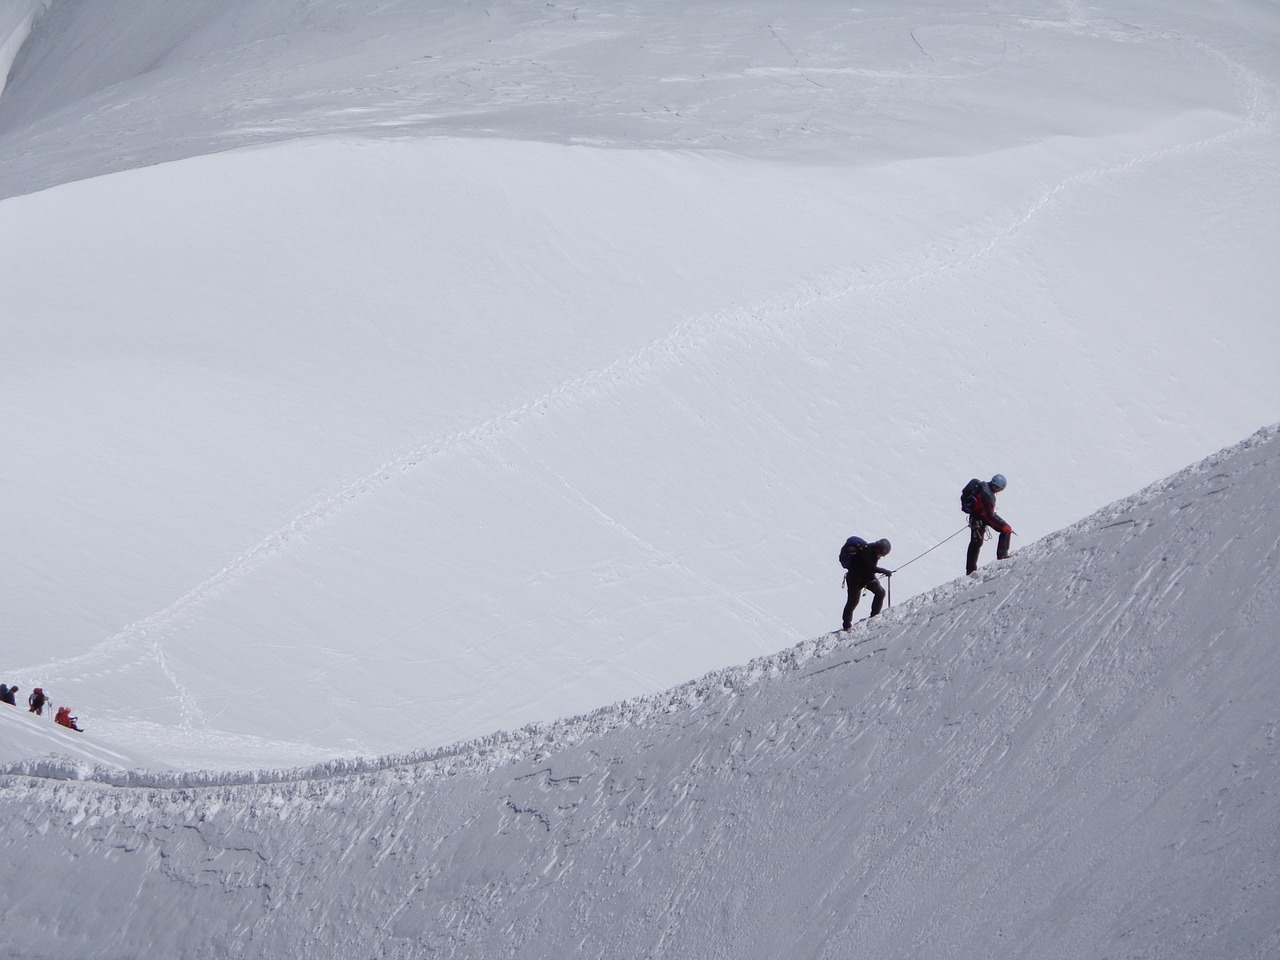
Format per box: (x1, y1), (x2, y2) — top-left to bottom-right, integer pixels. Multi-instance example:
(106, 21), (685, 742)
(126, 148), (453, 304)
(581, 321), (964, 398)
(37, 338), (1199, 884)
(886, 525), (969, 574)
(868, 525), (967, 610)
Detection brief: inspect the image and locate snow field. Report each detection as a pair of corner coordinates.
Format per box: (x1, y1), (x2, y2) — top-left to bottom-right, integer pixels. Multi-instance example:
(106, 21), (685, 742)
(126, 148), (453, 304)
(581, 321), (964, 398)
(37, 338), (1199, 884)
(6, 107), (1277, 765)
(1, 1), (1279, 954)
(2, 425), (1277, 958)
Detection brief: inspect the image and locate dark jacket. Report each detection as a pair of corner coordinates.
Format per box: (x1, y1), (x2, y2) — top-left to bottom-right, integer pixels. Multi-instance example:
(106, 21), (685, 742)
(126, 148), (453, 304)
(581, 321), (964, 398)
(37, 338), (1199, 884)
(970, 482), (1010, 533)
(845, 546), (892, 585)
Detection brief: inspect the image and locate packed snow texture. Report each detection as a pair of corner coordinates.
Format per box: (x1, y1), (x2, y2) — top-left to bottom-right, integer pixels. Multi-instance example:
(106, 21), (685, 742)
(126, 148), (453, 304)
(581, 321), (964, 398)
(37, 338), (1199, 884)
(2, 0), (1279, 955)
(3, 425), (1277, 958)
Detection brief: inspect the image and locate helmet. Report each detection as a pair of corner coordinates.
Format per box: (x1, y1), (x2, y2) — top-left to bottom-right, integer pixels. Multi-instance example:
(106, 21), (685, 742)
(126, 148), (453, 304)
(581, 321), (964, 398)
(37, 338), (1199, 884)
(990, 474), (1007, 491)
(875, 538), (892, 555)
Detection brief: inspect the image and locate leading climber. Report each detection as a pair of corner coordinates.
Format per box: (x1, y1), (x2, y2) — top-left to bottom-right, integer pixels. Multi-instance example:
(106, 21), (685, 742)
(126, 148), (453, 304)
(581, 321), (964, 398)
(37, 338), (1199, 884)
(962, 473), (1015, 574)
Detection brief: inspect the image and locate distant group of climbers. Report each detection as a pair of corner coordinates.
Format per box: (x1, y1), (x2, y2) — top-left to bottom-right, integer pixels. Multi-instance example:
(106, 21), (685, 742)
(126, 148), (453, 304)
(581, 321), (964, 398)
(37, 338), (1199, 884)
(839, 473), (1015, 631)
(0, 683), (84, 732)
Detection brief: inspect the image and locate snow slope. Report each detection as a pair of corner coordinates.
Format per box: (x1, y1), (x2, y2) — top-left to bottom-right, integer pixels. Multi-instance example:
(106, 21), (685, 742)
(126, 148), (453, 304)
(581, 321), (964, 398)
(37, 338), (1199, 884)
(3, 0), (1277, 769)
(0, 702), (165, 775)
(2, 426), (1276, 959)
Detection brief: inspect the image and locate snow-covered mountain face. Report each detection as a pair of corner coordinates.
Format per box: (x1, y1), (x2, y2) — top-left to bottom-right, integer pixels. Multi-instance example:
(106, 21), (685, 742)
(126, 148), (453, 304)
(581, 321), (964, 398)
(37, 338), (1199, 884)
(3, 426), (1276, 960)
(2, 0), (1278, 771)
(4, 0), (1268, 195)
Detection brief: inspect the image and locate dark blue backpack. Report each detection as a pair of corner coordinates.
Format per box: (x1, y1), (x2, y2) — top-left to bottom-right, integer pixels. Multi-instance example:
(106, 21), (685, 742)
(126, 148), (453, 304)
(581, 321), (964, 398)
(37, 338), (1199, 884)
(839, 536), (868, 569)
(960, 478), (982, 515)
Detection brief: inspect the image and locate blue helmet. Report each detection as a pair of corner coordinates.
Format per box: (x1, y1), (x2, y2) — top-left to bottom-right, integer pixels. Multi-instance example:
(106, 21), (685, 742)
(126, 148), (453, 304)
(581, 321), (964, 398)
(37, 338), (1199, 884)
(990, 473), (1007, 491)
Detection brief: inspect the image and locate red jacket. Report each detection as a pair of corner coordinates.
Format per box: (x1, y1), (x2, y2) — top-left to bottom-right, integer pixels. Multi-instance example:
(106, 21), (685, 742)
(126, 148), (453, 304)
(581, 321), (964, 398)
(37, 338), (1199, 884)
(971, 482), (1011, 533)
(55, 707), (82, 731)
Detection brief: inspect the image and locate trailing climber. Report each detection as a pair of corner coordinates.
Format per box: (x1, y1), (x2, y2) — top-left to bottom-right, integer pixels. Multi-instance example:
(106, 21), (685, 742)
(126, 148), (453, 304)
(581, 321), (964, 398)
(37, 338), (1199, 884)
(55, 706), (84, 732)
(962, 473), (1015, 574)
(840, 537), (894, 630)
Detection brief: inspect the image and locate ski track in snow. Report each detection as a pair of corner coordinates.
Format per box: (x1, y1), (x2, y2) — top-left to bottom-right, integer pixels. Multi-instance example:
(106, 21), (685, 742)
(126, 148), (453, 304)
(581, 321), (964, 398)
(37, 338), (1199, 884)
(8, 425), (1277, 790)
(16, 36), (1271, 710)
(12, 64), (1269, 711)
(0, 427), (1276, 959)
(3, 10), (1274, 765)
(2, 4), (1278, 954)
(502, 451), (803, 641)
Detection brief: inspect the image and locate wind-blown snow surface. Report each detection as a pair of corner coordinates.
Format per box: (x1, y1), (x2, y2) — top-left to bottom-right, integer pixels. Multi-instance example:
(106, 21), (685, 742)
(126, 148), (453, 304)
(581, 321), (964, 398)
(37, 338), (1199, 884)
(2, 427), (1277, 959)
(2, 0), (1278, 769)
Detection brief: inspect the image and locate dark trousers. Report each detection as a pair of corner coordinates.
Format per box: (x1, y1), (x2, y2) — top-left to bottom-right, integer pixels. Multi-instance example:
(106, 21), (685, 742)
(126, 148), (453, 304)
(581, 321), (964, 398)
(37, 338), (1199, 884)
(966, 518), (1010, 574)
(843, 576), (885, 628)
